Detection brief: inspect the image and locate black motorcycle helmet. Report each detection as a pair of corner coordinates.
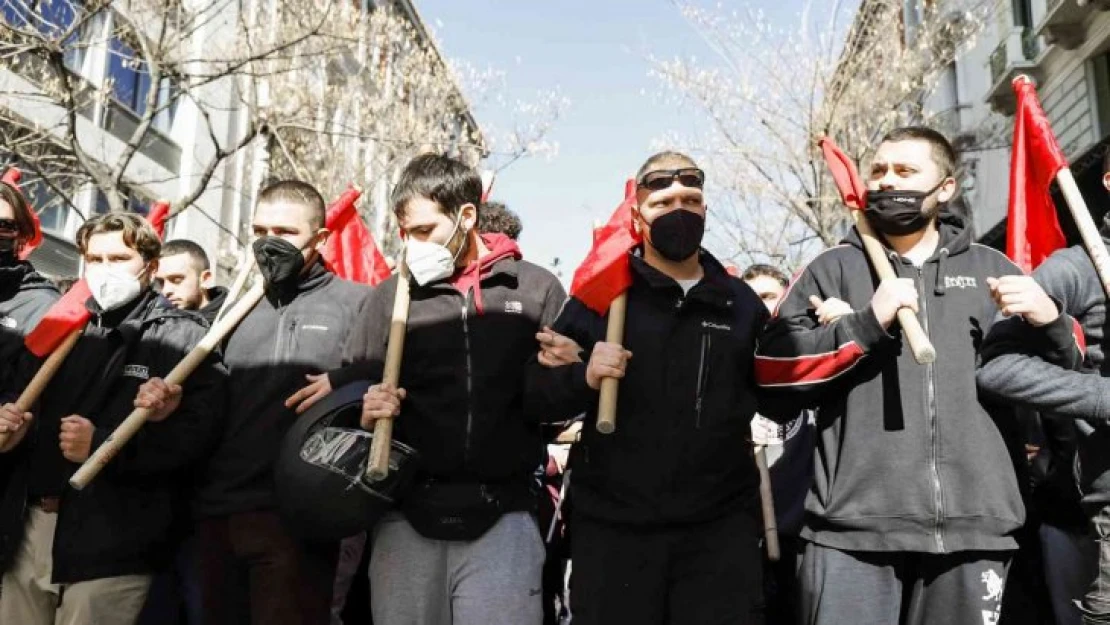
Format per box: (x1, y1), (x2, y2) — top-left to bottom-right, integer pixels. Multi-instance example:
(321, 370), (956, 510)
(274, 380), (420, 541)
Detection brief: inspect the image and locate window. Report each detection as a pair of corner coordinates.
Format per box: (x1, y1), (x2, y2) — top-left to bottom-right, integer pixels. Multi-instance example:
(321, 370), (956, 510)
(106, 35), (179, 133)
(93, 187), (151, 216)
(1094, 52), (1110, 138)
(1, 0), (77, 35)
(1012, 0), (1033, 28)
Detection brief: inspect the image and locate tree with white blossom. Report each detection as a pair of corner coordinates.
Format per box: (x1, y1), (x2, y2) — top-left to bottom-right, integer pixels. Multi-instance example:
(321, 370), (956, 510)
(651, 0), (996, 270)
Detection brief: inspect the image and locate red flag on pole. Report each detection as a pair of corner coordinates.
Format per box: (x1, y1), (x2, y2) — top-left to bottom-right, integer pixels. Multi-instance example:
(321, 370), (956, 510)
(24, 279), (92, 357)
(147, 201), (170, 240)
(818, 138), (868, 211)
(1007, 76), (1068, 273)
(570, 179), (642, 315)
(322, 186), (391, 286)
(2, 168), (43, 260)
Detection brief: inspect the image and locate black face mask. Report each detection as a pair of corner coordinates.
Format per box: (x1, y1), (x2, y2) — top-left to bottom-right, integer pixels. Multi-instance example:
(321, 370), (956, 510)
(864, 179), (946, 236)
(253, 236), (309, 288)
(645, 209), (705, 262)
(0, 238), (16, 267)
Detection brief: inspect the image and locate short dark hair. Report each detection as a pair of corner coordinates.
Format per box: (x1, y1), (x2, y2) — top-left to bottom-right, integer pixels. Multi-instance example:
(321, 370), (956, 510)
(257, 180), (326, 230)
(477, 201), (523, 240)
(76, 212), (161, 261)
(636, 151), (700, 182)
(0, 181), (36, 243)
(162, 238), (211, 272)
(741, 263), (789, 287)
(880, 126), (958, 178)
(391, 153), (483, 221)
(1102, 145), (1110, 176)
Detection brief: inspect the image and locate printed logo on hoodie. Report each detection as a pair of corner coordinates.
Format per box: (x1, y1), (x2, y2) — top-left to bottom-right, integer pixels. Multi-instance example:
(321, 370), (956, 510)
(944, 276), (979, 289)
(123, 364), (150, 380)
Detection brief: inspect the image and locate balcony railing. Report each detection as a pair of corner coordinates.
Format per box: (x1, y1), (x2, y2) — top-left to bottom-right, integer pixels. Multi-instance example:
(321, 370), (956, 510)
(1035, 0), (1106, 49)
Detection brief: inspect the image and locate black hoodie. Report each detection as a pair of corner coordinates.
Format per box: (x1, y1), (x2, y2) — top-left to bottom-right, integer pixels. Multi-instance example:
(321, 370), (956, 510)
(755, 214), (1026, 554)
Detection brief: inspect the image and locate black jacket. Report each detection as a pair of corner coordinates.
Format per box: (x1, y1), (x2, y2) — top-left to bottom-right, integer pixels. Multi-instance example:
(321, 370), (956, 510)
(330, 250), (566, 487)
(0, 288), (226, 583)
(977, 243), (1110, 508)
(196, 262), (372, 518)
(755, 215), (1026, 553)
(526, 251), (770, 526)
(0, 262), (59, 399)
(198, 286), (229, 325)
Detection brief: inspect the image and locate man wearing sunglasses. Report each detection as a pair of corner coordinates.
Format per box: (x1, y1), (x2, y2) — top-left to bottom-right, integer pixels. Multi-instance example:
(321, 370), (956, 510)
(528, 152), (773, 624)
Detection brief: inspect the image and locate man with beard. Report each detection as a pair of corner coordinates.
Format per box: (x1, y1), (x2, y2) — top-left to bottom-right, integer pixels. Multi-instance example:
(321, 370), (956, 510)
(190, 180), (371, 625)
(526, 151), (772, 624)
(0, 212), (225, 625)
(156, 239), (227, 323)
(755, 127), (1032, 625)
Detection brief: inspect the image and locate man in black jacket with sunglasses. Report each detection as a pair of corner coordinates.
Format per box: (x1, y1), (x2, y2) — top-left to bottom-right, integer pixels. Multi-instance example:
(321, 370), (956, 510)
(527, 151), (773, 624)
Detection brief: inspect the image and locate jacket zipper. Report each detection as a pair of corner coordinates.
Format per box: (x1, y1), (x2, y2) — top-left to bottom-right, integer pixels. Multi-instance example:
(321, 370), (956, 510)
(918, 265), (945, 553)
(694, 333), (710, 429)
(461, 290), (474, 465)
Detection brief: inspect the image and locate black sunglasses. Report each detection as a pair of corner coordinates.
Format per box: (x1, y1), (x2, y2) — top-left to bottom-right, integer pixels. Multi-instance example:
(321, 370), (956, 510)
(637, 168), (705, 192)
(0, 219), (18, 232)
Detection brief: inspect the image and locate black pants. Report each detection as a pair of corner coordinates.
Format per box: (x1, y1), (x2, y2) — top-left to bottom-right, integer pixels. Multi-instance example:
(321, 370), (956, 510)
(570, 509), (764, 625)
(197, 511), (338, 625)
(763, 535), (802, 625)
(798, 541), (1013, 625)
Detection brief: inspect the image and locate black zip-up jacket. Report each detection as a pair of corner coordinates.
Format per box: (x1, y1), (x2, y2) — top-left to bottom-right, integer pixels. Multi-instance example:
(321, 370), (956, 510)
(0, 261), (59, 399)
(525, 251), (770, 526)
(329, 254), (566, 486)
(755, 214), (1026, 553)
(977, 242), (1110, 507)
(196, 262), (372, 518)
(0, 288), (226, 583)
(198, 286), (229, 324)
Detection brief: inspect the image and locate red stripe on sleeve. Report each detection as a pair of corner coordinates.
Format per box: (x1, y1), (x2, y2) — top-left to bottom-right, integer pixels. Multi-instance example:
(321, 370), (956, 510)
(755, 342), (866, 387)
(1072, 317), (1087, 356)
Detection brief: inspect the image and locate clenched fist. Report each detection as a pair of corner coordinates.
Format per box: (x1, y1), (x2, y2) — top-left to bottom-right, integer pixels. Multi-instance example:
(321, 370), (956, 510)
(360, 383), (406, 431)
(134, 377), (182, 423)
(0, 403), (31, 435)
(870, 278), (919, 329)
(987, 276), (1059, 327)
(59, 415), (94, 463)
(586, 342), (632, 390)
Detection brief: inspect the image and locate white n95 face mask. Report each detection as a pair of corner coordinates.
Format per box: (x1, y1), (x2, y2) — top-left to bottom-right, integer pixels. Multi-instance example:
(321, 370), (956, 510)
(85, 264), (143, 311)
(404, 214), (467, 287)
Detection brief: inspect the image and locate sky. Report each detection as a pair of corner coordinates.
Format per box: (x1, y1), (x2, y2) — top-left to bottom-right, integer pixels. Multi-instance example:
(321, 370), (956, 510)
(417, 0), (819, 283)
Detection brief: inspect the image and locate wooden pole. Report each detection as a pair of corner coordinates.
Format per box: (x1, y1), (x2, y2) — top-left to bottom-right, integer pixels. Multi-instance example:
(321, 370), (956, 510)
(70, 282), (266, 490)
(595, 292), (627, 434)
(365, 261), (412, 482)
(215, 248), (255, 324)
(0, 327), (83, 449)
(851, 211), (937, 364)
(754, 446), (780, 561)
(1057, 168), (1110, 298)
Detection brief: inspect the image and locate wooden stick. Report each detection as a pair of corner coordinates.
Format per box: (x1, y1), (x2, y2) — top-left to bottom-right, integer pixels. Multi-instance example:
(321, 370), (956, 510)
(0, 327), (83, 449)
(754, 445), (780, 562)
(851, 211), (937, 364)
(70, 282), (266, 490)
(595, 292), (627, 434)
(1057, 168), (1110, 298)
(215, 248), (255, 324)
(365, 262), (412, 482)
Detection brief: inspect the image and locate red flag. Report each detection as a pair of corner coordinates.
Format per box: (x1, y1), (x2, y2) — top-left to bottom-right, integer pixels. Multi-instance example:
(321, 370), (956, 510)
(818, 138), (868, 211)
(570, 179), (642, 314)
(147, 201), (170, 240)
(1007, 76), (1067, 273)
(24, 279), (92, 357)
(322, 186), (391, 286)
(2, 168), (43, 260)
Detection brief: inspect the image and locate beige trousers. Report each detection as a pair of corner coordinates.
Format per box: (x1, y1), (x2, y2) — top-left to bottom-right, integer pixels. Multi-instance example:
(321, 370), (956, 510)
(0, 506), (151, 625)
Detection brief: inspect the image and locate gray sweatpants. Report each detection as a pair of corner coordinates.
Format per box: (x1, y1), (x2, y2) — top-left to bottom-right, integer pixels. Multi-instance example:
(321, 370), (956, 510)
(369, 511), (545, 625)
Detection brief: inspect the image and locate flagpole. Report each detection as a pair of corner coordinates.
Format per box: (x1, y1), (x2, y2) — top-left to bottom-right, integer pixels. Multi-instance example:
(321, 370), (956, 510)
(1057, 167), (1110, 295)
(365, 258), (411, 481)
(596, 293), (627, 434)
